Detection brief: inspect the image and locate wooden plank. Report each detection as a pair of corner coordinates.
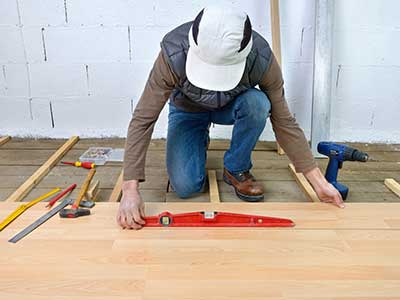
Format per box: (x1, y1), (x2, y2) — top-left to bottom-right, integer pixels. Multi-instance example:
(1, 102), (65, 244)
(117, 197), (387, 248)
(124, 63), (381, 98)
(288, 163), (320, 202)
(208, 170), (220, 203)
(5, 136), (79, 202)
(1, 202), (400, 230)
(0, 202), (400, 299)
(269, 0), (285, 156)
(86, 180), (100, 201)
(108, 170), (123, 202)
(0, 136), (11, 147)
(385, 178), (400, 198)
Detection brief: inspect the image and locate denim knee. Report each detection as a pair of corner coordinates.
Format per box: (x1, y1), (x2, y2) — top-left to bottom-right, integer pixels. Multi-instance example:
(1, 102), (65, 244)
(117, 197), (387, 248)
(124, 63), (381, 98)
(235, 88), (271, 122)
(171, 173), (206, 198)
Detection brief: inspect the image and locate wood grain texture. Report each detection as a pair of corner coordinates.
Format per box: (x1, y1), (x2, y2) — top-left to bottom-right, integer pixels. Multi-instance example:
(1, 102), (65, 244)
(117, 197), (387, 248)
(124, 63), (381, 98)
(0, 136), (11, 147)
(289, 163), (320, 202)
(86, 180), (100, 201)
(5, 136), (79, 202)
(270, 0), (285, 156)
(108, 170), (123, 202)
(0, 202), (400, 299)
(208, 170), (220, 203)
(385, 178), (400, 198)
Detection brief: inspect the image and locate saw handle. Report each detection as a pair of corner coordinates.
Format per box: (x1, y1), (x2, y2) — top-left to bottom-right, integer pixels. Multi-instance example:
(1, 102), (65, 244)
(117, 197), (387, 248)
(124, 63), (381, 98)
(72, 168), (96, 209)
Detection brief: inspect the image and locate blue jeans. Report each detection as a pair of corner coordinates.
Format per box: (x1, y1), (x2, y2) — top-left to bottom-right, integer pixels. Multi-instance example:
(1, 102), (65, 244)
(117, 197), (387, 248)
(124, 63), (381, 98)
(166, 88), (271, 198)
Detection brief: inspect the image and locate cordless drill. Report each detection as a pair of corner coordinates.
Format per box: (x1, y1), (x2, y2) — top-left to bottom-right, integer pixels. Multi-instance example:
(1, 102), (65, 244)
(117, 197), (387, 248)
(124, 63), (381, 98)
(317, 142), (369, 200)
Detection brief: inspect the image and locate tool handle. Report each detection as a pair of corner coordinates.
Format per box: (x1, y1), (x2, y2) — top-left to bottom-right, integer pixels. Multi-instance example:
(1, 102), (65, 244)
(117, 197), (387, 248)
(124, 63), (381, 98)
(62, 161), (95, 169)
(80, 162), (96, 169)
(46, 184), (77, 208)
(73, 168), (96, 208)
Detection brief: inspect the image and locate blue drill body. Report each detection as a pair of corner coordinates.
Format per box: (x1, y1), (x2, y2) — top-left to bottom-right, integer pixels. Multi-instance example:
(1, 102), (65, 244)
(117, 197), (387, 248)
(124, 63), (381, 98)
(317, 142), (369, 200)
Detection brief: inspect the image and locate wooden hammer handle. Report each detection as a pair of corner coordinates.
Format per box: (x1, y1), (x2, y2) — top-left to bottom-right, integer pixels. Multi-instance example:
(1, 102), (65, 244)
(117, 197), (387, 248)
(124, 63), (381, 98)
(73, 168), (96, 208)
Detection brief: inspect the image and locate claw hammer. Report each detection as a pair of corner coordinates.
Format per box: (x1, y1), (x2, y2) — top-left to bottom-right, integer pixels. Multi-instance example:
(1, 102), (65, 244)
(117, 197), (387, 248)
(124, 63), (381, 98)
(59, 168), (96, 218)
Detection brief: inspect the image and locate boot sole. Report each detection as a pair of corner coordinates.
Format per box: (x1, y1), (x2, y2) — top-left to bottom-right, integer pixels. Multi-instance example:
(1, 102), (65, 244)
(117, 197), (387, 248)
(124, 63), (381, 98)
(223, 174), (264, 202)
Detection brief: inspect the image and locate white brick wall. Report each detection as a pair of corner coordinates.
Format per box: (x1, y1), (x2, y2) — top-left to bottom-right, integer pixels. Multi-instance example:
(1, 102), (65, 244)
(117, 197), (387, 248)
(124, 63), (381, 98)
(43, 27), (130, 63)
(0, 28), (26, 63)
(29, 64), (87, 97)
(1, 64), (30, 97)
(67, 0), (155, 26)
(0, 0), (19, 25)
(331, 0), (400, 142)
(19, 0), (66, 26)
(0, 0), (398, 142)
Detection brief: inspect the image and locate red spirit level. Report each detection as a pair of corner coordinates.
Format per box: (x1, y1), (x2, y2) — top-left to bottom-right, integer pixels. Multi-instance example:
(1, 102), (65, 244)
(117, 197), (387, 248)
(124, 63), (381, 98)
(144, 211), (294, 227)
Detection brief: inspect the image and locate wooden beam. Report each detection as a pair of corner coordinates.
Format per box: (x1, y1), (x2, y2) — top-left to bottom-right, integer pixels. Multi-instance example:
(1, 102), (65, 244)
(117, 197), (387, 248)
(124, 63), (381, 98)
(6, 136), (79, 202)
(385, 178), (400, 198)
(208, 170), (220, 203)
(0, 136), (11, 147)
(269, 0), (285, 156)
(270, 0), (282, 66)
(289, 163), (320, 202)
(86, 180), (100, 201)
(109, 170), (123, 202)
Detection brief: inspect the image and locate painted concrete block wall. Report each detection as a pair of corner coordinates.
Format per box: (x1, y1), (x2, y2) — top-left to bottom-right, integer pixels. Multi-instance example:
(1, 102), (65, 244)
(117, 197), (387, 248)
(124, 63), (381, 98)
(331, 0), (400, 142)
(0, 0), (315, 140)
(0, 0), (397, 142)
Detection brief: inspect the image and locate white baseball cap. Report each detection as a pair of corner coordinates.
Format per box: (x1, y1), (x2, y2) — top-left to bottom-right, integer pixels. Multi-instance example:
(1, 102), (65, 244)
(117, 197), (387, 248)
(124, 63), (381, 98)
(186, 5), (253, 92)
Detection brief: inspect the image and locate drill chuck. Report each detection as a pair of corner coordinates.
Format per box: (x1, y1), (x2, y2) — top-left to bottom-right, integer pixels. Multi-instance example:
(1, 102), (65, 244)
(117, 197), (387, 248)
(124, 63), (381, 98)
(344, 147), (369, 162)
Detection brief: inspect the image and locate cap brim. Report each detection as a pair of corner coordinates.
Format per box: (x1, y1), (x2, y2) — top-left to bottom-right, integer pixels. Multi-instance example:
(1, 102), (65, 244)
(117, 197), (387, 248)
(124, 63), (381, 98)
(186, 48), (246, 92)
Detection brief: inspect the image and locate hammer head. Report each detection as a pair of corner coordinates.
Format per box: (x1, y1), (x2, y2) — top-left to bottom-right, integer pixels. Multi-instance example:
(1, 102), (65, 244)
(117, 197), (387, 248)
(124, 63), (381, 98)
(59, 208), (90, 218)
(79, 200), (95, 208)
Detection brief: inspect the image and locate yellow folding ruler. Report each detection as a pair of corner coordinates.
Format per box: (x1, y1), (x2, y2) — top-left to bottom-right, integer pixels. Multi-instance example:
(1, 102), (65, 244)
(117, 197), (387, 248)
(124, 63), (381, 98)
(0, 188), (60, 231)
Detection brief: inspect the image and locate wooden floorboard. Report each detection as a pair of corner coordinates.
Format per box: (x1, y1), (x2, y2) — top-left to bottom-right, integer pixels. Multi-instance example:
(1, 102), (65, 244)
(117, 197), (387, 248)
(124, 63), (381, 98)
(0, 139), (399, 203)
(0, 202), (399, 299)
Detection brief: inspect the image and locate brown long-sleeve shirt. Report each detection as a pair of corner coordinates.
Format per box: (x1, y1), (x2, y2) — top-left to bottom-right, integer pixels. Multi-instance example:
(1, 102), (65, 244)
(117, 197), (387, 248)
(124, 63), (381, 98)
(123, 51), (317, 181)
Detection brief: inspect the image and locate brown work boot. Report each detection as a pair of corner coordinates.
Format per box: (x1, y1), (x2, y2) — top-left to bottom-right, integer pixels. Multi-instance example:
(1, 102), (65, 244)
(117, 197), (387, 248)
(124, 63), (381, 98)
(223, 168), (264, 202)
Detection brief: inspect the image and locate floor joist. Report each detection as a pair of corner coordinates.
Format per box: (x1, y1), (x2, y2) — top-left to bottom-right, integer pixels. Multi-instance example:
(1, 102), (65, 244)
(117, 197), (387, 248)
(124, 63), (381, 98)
(289, 163), (320, 202)
(208, 170), (220, 203)
(0, 136), (11, 147)
(385, 178), (400, 198)
(109, 170), (123, 202)
(5, 136), (79, 202)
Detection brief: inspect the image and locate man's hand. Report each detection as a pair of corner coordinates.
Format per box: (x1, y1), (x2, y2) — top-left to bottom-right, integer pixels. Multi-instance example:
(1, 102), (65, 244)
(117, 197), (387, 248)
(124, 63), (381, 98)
(117, 180), (146, 230)
(305, 167), (345, 208)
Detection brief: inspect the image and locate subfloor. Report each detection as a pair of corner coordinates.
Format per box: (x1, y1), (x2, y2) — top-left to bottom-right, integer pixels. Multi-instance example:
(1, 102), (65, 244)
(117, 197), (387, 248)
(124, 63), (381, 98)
(0, 138), (399, 202)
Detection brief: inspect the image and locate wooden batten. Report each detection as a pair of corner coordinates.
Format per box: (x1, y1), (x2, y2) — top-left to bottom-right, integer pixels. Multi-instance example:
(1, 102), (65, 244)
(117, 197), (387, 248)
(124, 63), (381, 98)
(6, 136), (79, 202)
(385, 178), (400, 198)
(289, 163), (320, 202)
(109, 171), (123, 202)
(208, 170), (220, 203)
(0, 136), (11, 147)
(270, 0), (285, 156)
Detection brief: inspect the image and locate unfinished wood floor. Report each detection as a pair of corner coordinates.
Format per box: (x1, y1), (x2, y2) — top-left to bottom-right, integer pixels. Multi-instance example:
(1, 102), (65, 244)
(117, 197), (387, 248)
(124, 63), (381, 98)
(0, 138), (399, 203)
(1, 202), (400, 299)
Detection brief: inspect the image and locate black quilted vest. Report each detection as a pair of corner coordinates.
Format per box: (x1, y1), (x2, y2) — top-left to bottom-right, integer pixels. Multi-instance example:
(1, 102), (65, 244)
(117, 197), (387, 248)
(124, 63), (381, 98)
(160, 22), (273, 111)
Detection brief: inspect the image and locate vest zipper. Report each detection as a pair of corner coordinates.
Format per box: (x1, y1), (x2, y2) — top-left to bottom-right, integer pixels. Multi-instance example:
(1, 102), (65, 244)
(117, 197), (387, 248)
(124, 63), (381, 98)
(217, 92), (221, 108)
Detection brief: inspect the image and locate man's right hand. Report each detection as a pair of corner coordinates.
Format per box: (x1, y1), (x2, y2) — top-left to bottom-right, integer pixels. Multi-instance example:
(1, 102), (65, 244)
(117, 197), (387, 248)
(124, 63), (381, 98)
(117, 180), (146, 230)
